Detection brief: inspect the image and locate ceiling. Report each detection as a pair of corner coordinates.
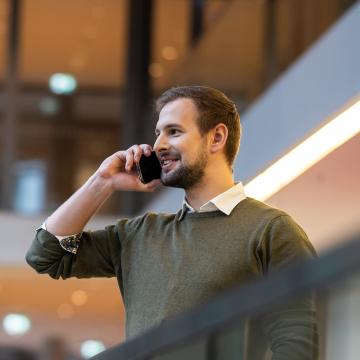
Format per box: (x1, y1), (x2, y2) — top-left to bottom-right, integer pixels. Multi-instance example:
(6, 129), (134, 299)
(0, 0), (191, 90)
(0, 0), (342, 97)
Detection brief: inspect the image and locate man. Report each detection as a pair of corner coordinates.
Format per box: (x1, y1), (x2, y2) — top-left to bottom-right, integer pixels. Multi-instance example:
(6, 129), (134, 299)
(26, 86), (318, 359)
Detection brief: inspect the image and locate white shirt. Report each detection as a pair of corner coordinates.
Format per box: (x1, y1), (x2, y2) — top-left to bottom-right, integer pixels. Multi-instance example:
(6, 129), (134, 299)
(179, 182), (246, 220)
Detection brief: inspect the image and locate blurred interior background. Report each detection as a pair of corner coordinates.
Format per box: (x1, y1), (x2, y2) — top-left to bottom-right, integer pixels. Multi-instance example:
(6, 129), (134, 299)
(0, 0), (359, 358)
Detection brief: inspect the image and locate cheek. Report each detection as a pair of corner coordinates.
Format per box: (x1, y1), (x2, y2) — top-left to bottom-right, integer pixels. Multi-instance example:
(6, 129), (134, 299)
(172, 136), (200, 159)
(170, 139), (186, 152)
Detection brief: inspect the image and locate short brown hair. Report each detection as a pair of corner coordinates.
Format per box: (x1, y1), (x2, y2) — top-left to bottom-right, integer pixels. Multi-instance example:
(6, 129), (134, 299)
(156, 86), (241, 166)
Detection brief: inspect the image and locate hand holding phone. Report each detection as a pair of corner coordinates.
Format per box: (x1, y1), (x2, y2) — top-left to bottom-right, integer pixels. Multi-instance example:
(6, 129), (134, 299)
(137, 151), (161, 184)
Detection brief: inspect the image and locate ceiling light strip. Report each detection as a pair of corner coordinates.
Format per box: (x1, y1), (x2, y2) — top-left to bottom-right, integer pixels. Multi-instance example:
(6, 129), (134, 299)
(244, 99), (360, 201)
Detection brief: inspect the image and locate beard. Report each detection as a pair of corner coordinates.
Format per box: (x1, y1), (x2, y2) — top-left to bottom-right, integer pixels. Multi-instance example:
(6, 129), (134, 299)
(160, 147), (208, 189)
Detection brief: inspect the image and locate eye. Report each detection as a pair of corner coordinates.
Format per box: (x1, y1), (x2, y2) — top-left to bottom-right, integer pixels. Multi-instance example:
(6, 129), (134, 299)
(169, 128), (181, 136)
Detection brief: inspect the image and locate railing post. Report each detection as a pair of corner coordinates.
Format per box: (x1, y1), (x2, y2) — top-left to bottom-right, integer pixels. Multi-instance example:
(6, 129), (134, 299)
(121, 0), (153, 215)
(190, 0), (205, 47)
(1, 0), (22, 210)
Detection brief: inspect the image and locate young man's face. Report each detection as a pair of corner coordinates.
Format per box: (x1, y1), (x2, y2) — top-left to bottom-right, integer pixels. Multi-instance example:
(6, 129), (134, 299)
(154, 98), (209, 189)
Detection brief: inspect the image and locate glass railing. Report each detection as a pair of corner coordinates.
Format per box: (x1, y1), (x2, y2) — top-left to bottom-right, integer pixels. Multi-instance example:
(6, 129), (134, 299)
(92, 232), (360, 360)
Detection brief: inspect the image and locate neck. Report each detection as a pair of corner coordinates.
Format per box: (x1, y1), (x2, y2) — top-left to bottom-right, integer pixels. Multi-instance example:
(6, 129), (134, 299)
(184, 165), (234, 211)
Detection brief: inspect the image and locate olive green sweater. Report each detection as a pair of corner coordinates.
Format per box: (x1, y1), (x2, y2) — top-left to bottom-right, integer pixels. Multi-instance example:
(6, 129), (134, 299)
(26, 197), (318, 359)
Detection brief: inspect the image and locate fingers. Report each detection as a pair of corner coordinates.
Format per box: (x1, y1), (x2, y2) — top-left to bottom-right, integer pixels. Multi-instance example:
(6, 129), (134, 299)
(125, 149), (135, 171)
(139, 144), (152, 156)
(99, 145), (161, 193)
(124, 144), (153, 172)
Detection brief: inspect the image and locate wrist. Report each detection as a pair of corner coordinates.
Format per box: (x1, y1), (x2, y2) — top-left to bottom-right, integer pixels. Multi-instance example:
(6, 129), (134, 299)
(88, 171), (115, 198)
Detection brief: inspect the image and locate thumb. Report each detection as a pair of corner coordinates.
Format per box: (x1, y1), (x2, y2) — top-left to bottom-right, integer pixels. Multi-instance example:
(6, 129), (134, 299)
(143, 179), (162, 192)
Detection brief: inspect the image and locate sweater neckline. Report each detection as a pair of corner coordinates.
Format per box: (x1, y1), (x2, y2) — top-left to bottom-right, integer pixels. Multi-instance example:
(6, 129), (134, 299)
(177, 198), (252, 221)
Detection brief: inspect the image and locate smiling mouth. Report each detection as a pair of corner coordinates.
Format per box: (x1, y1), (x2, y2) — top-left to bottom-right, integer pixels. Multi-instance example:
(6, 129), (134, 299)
(160, 158), (179, 172)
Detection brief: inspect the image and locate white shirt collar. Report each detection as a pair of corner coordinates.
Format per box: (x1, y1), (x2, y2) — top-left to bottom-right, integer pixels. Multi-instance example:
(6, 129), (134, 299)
(179, 182), (246, 220)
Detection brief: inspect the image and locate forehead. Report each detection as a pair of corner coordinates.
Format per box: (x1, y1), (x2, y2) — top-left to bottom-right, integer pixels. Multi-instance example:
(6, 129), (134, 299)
(155, 98), (199, 130)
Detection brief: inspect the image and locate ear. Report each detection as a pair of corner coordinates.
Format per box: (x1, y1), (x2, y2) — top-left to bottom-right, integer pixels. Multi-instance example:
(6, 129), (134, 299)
(210, 123), (228, 154)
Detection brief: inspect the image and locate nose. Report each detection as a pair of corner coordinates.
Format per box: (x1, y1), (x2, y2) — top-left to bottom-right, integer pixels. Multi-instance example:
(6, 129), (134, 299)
(153, 133), (169, 153)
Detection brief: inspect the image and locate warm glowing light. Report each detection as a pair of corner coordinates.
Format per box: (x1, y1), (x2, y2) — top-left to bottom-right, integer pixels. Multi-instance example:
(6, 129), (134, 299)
(71, 290), (88, 306)
(162, 46), (178, 61)
(80, 340), (106, 358)
(2, 313), (31, 336)
(244, 99), (360, 200)
(149, 63), (164, 78)
(57, 303), (74, 319)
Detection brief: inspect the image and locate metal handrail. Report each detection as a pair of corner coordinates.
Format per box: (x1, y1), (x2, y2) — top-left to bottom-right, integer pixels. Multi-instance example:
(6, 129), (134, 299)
(93, 232), (360, 360)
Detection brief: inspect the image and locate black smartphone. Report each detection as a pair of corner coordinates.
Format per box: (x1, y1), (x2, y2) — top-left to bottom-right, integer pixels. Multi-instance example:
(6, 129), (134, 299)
(137, 151), (161, 184)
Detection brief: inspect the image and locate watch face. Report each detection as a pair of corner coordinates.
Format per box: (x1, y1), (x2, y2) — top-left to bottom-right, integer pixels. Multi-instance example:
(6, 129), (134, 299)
(137, 151), (161, 184)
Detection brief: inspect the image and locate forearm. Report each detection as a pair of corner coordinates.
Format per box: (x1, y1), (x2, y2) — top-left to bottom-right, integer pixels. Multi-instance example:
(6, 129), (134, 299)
(26, 225), (120, 279)
(43, 145), (160, 236)
(45, 171), (114, 236)
(263, 296), (319, 360)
